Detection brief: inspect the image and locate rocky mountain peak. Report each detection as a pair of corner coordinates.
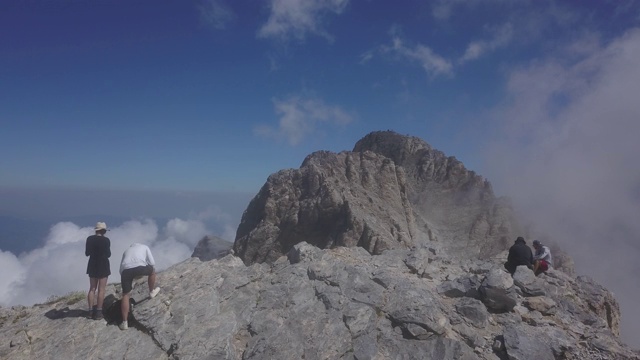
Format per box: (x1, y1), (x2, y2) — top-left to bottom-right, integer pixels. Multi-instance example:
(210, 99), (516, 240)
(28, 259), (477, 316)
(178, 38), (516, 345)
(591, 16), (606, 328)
(234, 131), (516, 265)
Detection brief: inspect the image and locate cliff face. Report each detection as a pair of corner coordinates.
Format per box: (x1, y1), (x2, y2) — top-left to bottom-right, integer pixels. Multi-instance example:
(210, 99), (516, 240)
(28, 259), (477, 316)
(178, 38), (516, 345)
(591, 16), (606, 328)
(234, 131), (518, 265)
(1, 245), (637, 359)
(233, 149), (418, 264)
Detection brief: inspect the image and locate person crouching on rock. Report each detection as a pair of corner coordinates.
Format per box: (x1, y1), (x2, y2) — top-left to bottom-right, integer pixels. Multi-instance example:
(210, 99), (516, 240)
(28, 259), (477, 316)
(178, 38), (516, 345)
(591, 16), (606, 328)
(532, 240), (553, 276)
(85, 221), (111, 320)
(118, 243), (161, 330)
(504, 236), (533, 276)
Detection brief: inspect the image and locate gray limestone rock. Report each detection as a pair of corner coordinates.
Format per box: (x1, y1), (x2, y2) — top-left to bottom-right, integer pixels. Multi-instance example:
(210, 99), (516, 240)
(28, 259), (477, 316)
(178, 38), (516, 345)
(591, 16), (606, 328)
(437, 276), (481, 299)
(234, 131), (521, 265)
(512, 266), (546, 297)
(455, 298), (489, 328)
(523, 297), (557, 316)
(1, 246), (638, 360)
(191, 235), (233, 261)
(480, 269), (518, 312)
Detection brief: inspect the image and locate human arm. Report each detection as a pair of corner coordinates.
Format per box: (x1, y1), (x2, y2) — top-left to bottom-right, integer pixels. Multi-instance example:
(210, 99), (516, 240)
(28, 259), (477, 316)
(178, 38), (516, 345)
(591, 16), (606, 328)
(85, 237), (92, 257)
(533, 246), (550, 261)
(119, 252), (126, 275)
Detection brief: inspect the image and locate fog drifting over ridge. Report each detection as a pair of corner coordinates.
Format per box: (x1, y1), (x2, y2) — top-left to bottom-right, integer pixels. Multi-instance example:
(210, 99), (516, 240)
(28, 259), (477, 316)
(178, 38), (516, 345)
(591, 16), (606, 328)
(0, 217), (232, 306)
(485, 29), (640, 348)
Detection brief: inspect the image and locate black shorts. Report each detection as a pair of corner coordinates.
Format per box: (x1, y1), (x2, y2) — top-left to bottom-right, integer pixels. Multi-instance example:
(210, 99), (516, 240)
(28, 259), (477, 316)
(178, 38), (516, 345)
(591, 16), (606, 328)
(121, 265), (154, 294)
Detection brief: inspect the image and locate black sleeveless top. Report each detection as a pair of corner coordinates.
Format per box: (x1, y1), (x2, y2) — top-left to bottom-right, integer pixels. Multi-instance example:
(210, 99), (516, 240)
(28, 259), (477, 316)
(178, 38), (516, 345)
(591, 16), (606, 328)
(85, 235), (111, 278)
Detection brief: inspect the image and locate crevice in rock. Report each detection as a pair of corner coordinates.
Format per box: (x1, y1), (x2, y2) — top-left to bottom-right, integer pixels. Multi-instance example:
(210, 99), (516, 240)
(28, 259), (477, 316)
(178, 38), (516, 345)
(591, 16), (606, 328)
(605, 301), (614, 331)
(386, 315), (433, 341)
(492, 335), (509, 360)
(372, 277), (389, 289)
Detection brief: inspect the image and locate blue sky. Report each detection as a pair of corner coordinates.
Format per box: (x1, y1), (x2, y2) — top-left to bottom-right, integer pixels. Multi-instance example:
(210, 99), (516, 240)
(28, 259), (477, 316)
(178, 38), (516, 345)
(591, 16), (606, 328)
(2, 0), (640, 347)
(1, 0), (635, 192)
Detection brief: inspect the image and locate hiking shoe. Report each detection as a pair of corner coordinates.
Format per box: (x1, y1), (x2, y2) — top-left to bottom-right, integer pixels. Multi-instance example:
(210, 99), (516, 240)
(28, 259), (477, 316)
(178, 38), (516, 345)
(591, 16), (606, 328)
(119, 321), (128, 331)
(150, 287), (161, 298)
(93, 310), (104, 320)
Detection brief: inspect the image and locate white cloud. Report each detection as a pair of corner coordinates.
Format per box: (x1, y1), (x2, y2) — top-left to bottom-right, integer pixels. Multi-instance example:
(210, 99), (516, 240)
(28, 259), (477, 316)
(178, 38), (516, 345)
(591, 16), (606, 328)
(0, 250), (24, 304)
(379, 35), (453, 78)
(431, 0), (522, 21)
(164, 218), (208, 248)
(431, 0), (470, 20)
(255, 95), (354, 145)
(459, 23), (514, 63)
(0, 218), (215, 306)
(199, 0), (235, 29)
(258, 0), (349, 42)
(485, 28), (640, 346)
(193, 206), (237, 241)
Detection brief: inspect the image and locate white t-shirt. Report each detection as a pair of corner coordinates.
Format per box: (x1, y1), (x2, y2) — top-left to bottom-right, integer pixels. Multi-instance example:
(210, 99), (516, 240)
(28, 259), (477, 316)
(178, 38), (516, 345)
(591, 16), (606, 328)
(119, 243), (156, 274)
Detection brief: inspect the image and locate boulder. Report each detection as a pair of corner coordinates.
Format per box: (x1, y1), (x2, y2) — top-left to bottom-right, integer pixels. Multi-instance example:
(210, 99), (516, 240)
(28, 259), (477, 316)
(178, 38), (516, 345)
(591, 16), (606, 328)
(191, 235), (233, 261)
(479, 269), (518, 312)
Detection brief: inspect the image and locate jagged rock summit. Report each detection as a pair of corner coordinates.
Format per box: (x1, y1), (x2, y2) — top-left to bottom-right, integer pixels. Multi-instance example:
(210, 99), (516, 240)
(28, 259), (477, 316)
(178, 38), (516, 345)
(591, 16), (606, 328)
(2, 131), (638, 359)
(234, 131), (518, 265)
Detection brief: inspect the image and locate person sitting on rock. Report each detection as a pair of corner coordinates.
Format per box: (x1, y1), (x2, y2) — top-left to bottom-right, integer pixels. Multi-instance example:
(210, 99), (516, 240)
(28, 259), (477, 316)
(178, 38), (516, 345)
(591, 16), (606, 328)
(504, 237), (533, 275)
(118, 243), (161, 330)
(532, 240), (553, 276)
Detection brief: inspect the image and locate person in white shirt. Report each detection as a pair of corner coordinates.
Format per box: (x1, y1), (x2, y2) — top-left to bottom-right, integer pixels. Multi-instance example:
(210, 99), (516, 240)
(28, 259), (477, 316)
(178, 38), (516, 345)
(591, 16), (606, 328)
(532, 240), (553, 276)
(118, 243), (160, 330)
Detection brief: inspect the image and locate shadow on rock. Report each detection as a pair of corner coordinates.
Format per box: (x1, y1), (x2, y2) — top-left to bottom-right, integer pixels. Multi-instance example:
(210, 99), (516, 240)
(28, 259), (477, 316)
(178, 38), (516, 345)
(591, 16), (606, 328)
(44, 307), (86, 320)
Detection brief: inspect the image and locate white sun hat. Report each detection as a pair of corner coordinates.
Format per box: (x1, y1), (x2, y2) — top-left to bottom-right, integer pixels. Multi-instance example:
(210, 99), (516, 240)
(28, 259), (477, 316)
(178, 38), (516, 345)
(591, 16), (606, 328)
(94, 222), (108, 231)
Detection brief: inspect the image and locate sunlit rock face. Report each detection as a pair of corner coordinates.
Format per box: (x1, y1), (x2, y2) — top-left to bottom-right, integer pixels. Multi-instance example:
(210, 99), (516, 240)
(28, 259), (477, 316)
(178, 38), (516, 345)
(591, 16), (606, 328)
(234, 130), (519, 265)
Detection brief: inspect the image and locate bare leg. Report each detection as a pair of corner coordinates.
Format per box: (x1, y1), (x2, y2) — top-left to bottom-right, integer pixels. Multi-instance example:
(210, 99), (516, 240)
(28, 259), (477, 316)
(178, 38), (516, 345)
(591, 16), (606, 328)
(148, 272), (156, 292)
(87, 277), (98, 310)
(533, 260), (540, 276)
(96, 277), (108, 310)
(121, 293), (130, 322)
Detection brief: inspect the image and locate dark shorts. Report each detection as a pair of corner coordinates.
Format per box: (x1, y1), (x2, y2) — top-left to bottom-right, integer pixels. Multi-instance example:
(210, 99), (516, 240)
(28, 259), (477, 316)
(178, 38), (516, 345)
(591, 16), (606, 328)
(121, 265), (154, 294)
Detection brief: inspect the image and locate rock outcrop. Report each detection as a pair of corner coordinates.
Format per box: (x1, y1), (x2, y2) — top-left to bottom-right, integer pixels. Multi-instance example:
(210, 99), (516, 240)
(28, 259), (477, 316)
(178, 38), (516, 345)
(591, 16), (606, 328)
(234, 131), (518, 265)
(191, 235), (233, 261)
(1, 244), (637, 359)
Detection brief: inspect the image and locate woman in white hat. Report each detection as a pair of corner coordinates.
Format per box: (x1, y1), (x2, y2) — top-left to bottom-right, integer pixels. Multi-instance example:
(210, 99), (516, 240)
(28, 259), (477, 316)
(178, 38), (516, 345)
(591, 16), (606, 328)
(85, 221), (111, 320)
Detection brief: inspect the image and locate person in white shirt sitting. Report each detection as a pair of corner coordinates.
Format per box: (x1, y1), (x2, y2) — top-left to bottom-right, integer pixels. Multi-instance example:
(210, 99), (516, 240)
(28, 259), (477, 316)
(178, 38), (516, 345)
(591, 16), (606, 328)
(532, 240), (553, 276)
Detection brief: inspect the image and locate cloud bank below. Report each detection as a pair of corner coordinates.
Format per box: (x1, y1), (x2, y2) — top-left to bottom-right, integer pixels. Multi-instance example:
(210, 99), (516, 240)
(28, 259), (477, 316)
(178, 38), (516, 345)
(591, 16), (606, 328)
(0, 218), (229, 306)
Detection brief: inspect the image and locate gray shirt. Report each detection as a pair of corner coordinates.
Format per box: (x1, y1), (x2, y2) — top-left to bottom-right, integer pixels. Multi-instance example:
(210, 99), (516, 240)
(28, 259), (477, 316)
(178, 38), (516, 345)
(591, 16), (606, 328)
(534, 245), (553, 267)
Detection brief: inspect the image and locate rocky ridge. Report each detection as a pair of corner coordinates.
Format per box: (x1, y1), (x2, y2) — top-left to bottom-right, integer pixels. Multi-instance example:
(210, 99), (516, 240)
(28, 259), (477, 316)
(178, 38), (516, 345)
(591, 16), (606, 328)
(1, 244), (637, 359)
